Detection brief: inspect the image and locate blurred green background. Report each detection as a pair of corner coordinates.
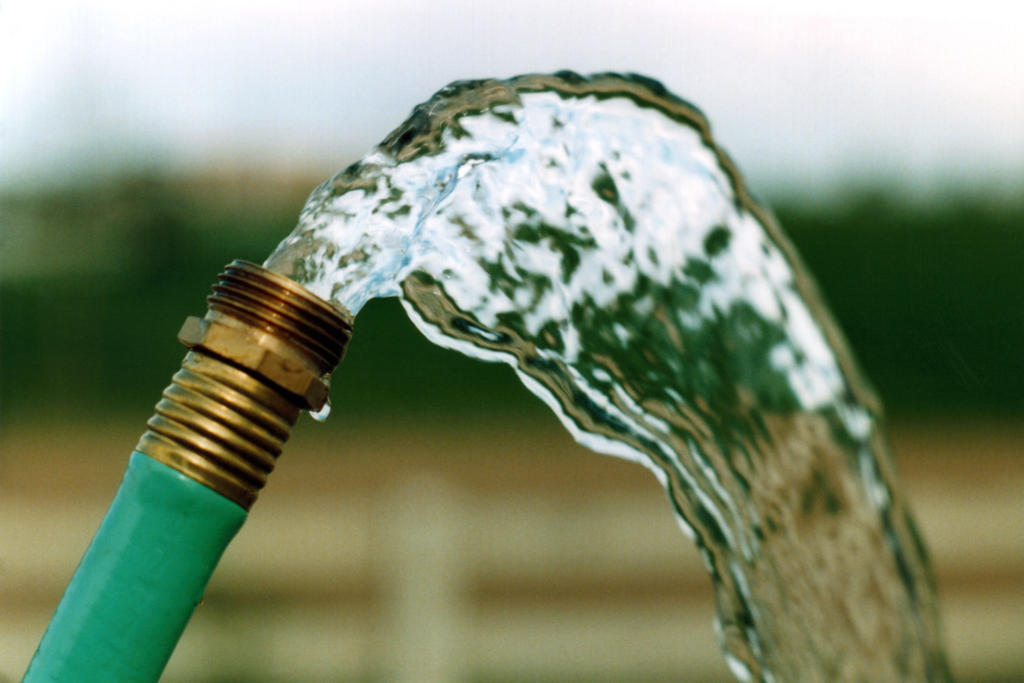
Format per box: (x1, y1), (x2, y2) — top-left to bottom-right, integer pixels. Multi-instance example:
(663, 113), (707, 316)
(3, 174), (1022, 427)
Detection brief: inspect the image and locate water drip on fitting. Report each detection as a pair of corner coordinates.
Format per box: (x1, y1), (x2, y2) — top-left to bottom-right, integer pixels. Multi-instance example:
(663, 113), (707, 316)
(136, 261), (353, 509)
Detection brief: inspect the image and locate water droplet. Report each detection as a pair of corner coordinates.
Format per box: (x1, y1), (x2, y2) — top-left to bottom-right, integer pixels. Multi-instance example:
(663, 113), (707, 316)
(309, 399), (331, 422)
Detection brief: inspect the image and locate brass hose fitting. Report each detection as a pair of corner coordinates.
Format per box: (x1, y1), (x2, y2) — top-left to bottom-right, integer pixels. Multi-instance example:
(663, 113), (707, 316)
(136, 261), (353, 510)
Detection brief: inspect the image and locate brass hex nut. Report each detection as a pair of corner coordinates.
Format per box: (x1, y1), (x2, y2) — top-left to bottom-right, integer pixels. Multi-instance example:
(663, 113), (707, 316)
(178, 315), (330, 411)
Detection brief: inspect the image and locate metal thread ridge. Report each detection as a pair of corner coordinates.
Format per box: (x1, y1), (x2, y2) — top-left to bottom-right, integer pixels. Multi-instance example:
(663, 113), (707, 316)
(137, 352), (298, 509)
(137, 262), (352, 509)
(209, 260), (352, 372)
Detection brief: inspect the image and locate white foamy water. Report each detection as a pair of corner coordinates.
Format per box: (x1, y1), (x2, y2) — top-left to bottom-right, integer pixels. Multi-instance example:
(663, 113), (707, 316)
(265, 73), (950, 683)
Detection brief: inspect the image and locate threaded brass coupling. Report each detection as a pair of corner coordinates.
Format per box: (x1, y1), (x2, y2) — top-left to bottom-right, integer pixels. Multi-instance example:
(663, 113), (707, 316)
(136, 261), (353, 510)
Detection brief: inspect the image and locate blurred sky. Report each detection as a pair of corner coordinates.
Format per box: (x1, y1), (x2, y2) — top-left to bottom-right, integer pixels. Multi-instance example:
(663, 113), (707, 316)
(1, 1), (1022, 200)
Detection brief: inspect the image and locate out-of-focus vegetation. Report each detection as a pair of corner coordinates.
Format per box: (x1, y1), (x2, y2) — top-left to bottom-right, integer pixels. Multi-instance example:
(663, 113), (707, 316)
(0, 172), (541, 429)
(2, 173), (1021, 429)
(774, 192), (1024, 416)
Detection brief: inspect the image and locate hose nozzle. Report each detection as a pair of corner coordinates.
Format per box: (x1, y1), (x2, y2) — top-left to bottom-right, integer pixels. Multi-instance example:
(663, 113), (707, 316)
(136, 261), (352, 509)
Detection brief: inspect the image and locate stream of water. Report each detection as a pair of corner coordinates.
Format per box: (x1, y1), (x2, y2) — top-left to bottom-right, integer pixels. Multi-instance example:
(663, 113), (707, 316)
(264, 72), (950, 683)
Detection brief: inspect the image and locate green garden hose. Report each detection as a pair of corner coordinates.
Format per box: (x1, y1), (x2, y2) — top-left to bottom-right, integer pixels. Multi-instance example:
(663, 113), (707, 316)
(22, 262), (352, 683)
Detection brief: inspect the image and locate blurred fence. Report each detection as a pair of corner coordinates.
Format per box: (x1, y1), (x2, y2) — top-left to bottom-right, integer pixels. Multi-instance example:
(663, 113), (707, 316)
(2, 418), (1021, 683)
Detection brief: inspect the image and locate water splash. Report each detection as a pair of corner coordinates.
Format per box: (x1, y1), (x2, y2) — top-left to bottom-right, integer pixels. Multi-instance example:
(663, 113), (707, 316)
(265, 72), (950, 682)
